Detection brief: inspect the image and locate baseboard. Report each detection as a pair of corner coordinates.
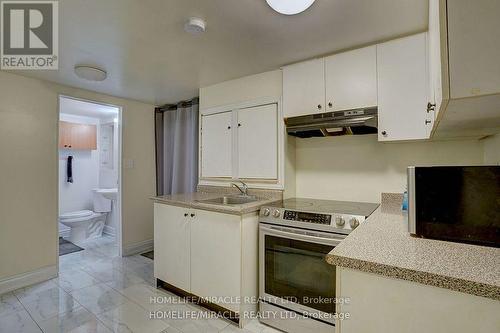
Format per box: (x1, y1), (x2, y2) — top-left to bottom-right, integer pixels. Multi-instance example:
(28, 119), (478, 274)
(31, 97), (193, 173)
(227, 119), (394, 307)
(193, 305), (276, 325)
(122, 239), (153, 256)
(0, 265), (58, 295)
(103, 225), (116, 237)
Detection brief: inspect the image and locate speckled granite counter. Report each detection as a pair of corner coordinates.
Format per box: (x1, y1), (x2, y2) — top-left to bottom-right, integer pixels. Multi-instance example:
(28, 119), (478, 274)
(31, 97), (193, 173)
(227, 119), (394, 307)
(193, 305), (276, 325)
(326, 193), (500, 301)
(152, 187), (282, 215)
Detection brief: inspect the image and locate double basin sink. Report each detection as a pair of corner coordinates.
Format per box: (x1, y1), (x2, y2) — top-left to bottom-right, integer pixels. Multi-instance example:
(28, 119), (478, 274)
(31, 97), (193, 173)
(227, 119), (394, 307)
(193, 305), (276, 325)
(197, 195), (260, 206)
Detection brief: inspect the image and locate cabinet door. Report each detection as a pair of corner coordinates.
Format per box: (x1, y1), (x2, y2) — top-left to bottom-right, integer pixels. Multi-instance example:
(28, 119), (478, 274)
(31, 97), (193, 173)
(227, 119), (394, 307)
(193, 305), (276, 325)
(283, 58), (325, 118)
(428, 0), (444, 120)
(59, 121), (72, 148)
(377, 33), (430, 141)
(154, 203), (191, 292)
(447, 0), (500, 98)
(325, 45), (377, 111)
(70, 123), (97, 150)
(237, 104), (278, 179)
(190, 209), (241, 313)
(200, 111), (232, 178)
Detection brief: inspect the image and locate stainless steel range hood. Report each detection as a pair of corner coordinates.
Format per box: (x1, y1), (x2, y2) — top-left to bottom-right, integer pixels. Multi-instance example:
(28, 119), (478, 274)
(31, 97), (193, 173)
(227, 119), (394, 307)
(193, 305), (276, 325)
(285, 107), (378, 138)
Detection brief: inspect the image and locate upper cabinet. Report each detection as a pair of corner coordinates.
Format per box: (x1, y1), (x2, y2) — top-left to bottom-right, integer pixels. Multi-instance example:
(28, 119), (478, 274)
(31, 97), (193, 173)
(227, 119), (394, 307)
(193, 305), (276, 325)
(200, 111), (233, 178)
(199, 101), (283, 188)
(377, 33), (431, 141)
(283, 59), (325, 118)
(237, 104), (278, 179)
(283, 47), (378, 118)
(325, 46), (377, 112)
(59, 121), (97, 150)
(429, 0), (500, 138)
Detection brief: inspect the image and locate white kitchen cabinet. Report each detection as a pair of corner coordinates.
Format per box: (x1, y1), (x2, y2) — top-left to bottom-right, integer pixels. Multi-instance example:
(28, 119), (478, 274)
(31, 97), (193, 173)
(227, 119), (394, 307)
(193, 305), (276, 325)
(200, 111), (232, 178)
(237, 104), (278, 179)
(447, 0), (500, 99)
(283, 58), (325, 118)
(428, 0), (446, 120)
(377, 33), (431, 141)
(190, 209), (241, 312)
(325, 45), (377, 112)
(154, 204), (191, 291)
(154, 202), (260, 328)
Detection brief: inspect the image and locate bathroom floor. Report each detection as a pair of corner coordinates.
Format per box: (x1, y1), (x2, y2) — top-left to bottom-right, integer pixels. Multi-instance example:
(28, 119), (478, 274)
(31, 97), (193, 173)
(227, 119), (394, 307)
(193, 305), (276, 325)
(0, 236), (279, 333)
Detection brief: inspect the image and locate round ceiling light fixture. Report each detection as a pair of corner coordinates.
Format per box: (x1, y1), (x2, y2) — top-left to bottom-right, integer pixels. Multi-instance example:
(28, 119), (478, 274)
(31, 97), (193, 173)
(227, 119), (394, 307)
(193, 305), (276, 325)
(74, 65), (107, 82)
(184, 17), (206, 34)
(265, 0), (316, 15)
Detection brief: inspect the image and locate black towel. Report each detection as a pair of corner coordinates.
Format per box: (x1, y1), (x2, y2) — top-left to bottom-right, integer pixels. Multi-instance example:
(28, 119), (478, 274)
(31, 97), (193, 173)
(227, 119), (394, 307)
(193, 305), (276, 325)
(67, 156), (73, 183)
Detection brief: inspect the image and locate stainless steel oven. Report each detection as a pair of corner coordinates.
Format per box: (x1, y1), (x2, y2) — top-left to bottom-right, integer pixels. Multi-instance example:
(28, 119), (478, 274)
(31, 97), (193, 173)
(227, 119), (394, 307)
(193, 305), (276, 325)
(258, 198), (379, 333)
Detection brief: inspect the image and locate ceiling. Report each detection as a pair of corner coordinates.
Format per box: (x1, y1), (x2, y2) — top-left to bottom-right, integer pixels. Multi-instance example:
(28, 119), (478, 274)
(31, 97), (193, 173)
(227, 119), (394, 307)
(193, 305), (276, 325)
(13, 0), (428, 105)
(60, 97), (119, 120)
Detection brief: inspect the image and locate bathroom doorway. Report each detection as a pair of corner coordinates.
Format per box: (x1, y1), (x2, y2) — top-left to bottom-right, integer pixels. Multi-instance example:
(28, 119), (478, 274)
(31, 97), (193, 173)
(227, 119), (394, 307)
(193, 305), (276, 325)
(57, 95), (123, 262)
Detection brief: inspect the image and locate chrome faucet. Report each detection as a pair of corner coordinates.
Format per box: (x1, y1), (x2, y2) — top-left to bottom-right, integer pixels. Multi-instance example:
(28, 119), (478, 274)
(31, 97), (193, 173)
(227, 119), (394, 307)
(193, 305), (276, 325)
(231, 180), (249, 196)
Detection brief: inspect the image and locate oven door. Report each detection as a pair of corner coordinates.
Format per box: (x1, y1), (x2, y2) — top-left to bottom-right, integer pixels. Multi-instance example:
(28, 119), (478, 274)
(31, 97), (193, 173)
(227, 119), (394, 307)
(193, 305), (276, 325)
(259, 223), (344, 324)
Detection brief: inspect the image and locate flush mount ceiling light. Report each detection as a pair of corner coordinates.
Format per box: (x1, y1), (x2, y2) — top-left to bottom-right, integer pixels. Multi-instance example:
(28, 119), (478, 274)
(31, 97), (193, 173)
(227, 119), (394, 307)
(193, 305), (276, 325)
(184, 17), (206, 34)
(266, 0), (316, 15)
(74, 65), (107, 82)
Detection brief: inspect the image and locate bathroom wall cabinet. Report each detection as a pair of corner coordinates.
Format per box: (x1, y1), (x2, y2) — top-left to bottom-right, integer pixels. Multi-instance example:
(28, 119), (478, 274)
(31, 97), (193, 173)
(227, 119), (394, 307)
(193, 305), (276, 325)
(59, 121), (97, 150)
(154, 202), (259, 328)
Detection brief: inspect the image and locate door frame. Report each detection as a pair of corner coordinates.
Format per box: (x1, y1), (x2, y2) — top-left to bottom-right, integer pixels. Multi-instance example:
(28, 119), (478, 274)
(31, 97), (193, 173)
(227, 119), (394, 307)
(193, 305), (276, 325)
(56, 95), (124, 261)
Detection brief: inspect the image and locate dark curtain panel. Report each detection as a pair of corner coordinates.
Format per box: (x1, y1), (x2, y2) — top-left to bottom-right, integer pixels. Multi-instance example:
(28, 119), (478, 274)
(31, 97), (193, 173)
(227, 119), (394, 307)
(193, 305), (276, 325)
(155, 98), (199, 196)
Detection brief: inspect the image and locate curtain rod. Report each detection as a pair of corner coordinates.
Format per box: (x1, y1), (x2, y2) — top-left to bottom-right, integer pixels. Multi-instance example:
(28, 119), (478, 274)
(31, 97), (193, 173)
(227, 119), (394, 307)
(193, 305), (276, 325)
(156, 97), (199, 112)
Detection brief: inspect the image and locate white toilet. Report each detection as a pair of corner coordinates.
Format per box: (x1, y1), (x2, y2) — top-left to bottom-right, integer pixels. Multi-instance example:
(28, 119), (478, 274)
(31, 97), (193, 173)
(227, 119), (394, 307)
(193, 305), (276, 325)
(59, 190), (112, 244)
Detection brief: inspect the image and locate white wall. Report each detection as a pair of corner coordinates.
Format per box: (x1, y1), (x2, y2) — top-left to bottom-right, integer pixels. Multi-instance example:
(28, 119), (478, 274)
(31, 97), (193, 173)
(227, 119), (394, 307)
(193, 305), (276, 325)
(294, 135), (485, 203)
(483, 134), (500, 165)
(0, 71), (155, 283)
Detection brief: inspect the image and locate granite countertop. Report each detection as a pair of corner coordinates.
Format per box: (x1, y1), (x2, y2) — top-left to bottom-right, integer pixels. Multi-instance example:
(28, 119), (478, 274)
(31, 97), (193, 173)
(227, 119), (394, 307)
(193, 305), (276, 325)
(326, 193), (500, 301)
(152, 189), (281, 215)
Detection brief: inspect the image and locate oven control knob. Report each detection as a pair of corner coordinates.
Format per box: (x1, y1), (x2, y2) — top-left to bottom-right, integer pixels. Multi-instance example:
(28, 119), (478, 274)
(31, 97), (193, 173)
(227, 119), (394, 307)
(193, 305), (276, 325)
(335, 216), (345, 227)
(350, 218), (360, 229)
(273, 209), (281, 218)
(262, 208), (270, 217)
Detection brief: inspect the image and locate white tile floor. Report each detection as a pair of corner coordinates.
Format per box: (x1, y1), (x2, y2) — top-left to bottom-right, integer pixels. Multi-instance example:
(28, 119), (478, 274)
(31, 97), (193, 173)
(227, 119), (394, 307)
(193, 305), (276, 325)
(0, 236), (281, 333)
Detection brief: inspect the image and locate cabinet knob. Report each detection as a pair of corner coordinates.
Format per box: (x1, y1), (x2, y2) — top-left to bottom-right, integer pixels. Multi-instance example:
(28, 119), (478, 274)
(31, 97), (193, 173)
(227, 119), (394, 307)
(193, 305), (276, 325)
(68, 145), (72, 148)
(227, 126), (231, 130)
(64, 145), (68, 147)
(190, 213), (195, 218)
(184, 213), (188, 217)
(381, 131), (387, 136)
(425, 120), (432, 125)
(238, 123), (241, 127)
(427, 102), (436, 112)
(317, 104), (322, 110)
(328, 102), (333, 108)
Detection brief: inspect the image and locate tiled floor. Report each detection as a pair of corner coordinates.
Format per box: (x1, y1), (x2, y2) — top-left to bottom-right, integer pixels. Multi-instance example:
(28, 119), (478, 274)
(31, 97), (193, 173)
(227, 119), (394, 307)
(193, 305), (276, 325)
(0, 236), (281, 333)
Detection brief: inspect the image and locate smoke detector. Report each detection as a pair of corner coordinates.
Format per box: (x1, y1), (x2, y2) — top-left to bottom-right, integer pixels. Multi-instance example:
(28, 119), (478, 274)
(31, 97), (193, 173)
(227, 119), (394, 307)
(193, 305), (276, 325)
(184, 17), (206, 34)
(74, 65), (107, 82)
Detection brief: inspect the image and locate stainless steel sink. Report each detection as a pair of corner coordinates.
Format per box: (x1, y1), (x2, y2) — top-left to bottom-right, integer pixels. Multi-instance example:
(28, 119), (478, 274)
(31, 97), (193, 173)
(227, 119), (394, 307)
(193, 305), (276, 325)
(197, 195), (260, 205)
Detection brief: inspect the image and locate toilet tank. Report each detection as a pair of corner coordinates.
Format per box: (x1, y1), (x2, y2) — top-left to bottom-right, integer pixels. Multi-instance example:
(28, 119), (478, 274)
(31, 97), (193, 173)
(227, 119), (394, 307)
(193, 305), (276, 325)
(93, 191), (112, 212)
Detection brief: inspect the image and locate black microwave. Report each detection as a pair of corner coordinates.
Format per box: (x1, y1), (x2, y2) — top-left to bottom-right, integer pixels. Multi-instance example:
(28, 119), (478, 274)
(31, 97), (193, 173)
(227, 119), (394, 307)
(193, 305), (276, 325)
(408, 166), (500, 248)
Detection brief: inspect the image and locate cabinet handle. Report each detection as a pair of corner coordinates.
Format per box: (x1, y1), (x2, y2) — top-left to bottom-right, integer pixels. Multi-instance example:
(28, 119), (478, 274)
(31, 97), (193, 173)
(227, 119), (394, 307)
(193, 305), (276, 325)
(425, 120), (432, 125)
(190, 213), (195, 218)
(381, 131), (387, 136)
(328, 102), (333, 108)
(317, 104), (322, 110)
(184, 213), (188, 217)
(427, 102), (436, 113)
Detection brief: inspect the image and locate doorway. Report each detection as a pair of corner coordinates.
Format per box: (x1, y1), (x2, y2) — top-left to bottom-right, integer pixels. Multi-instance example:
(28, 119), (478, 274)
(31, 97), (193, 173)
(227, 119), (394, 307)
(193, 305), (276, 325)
(57, 95), (123, 262)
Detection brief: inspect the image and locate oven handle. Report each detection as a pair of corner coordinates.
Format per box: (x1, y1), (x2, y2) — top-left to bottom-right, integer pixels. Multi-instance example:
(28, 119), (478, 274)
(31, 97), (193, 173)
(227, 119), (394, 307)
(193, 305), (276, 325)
(259, 224), (345, 246)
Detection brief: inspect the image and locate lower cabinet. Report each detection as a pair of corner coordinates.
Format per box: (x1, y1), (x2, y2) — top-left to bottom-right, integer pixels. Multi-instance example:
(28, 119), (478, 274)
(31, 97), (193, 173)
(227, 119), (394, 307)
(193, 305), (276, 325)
(190, 209), (241, 312)
(154, 203), (259, 326)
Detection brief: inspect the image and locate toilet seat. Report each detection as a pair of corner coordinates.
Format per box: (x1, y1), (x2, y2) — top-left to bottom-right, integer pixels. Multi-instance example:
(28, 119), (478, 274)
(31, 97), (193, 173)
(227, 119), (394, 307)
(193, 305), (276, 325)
(60, 210), (93, 220)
